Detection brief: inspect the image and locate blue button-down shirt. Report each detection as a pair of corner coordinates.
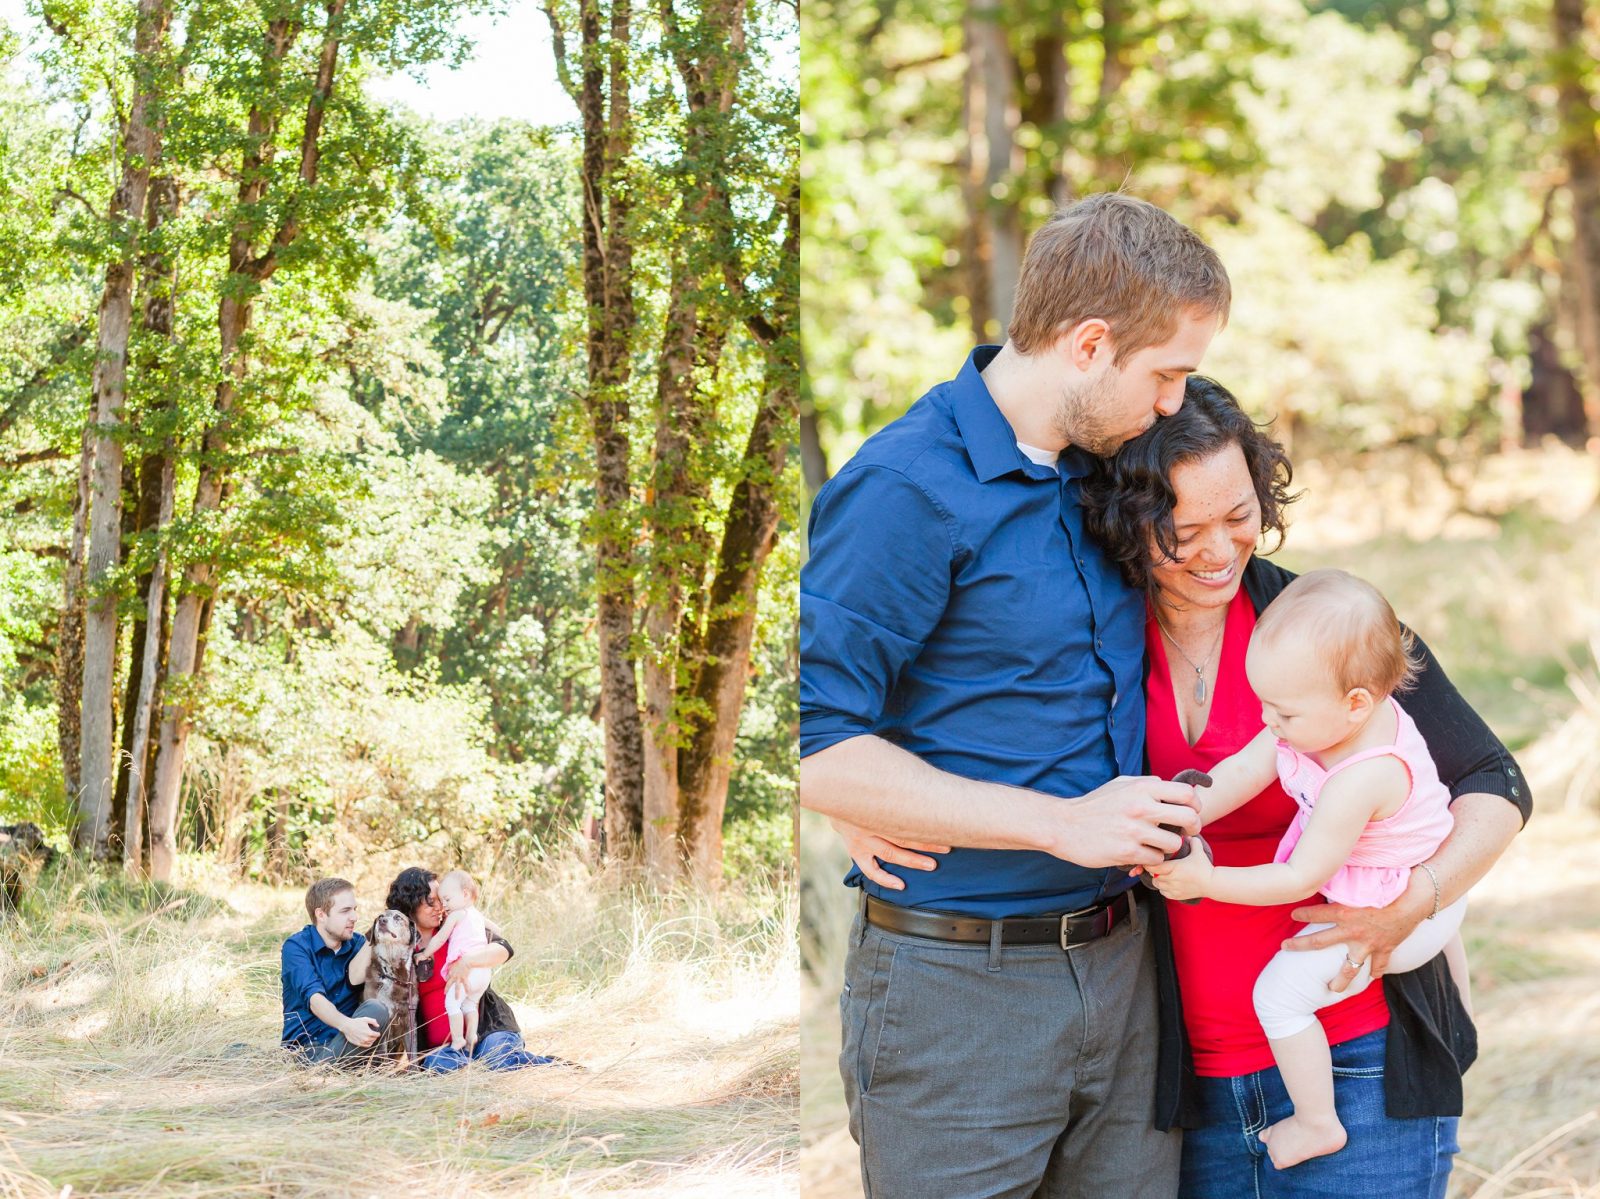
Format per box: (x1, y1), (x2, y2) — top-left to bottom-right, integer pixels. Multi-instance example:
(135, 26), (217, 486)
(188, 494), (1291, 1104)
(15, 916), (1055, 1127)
(800, 347), (1147, 917)
(280, 923), (366, 1046)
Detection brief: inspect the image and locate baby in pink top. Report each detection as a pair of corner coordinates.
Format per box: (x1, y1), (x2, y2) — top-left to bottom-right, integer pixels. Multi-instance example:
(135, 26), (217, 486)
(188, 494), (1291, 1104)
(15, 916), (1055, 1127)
(1149, 569), (1470, 1170)
(416, 869), (498, 1051)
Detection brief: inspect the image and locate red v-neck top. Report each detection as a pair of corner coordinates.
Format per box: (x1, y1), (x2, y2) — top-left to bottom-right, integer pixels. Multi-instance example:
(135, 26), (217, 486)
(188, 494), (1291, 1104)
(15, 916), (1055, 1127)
(1145, 587), (1389, 1077)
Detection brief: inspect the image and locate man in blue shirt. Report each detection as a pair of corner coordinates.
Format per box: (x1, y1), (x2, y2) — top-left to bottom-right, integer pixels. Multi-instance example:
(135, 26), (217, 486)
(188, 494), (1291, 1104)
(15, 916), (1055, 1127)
(281, 877), (390, 1063)
(801, 193), (1230, 1196)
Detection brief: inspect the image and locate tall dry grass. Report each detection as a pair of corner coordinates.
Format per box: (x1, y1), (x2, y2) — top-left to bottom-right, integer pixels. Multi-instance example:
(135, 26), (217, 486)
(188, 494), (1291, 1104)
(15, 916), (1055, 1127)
(0, 850), (798, 1197)
(799, 445), (1600, 1198)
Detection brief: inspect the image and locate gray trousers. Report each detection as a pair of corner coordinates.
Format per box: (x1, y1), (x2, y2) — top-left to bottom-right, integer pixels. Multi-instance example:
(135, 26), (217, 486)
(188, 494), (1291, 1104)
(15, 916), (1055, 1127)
(299, 999), (392, 1065)
(839, 892), (1181, 1199)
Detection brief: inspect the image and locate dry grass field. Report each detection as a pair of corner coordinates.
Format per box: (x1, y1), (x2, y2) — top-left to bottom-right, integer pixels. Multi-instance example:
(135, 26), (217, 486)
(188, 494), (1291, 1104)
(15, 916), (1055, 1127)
(800, 445), (1600, 1199)
(0, 853), (799, 1197)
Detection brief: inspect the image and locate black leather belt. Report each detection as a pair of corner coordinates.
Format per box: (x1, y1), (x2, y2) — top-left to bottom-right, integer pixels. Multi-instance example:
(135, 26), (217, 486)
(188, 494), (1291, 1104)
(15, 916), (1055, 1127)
(864, 890), (1133, 950)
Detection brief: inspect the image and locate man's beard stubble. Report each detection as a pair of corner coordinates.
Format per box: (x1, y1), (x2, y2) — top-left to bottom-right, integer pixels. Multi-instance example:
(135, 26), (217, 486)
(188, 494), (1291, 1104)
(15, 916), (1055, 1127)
(1051, 366), (1149, 458)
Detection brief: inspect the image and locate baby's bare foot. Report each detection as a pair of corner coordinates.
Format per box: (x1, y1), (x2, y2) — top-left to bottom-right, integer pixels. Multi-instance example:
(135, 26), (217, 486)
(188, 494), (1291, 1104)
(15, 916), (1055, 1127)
(1259, 1113), (1347, 1169)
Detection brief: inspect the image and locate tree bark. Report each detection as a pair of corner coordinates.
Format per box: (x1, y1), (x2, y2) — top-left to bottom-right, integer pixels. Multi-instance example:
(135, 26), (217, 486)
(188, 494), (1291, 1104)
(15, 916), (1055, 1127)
(148, 8), (340, 881)
(106, 454), (142, 861)
(678, 345), (795, 883)
(1022, 10), (1071, 209)
(58, 412), (93, 815)
(1554, 0), (1600, 436)
(638, 0), (748, 880)
(963, 0), (1021, 339)
(77, 0), (173, 858)
(799, 394), (829, 493)
(675, 189), (798, 885)
(567, 0), (646, 860)
(117, 171), (181, 876)
(960, 11), (992, 341)
(122, 457), (174, 877)
(641, 265), (697, 875)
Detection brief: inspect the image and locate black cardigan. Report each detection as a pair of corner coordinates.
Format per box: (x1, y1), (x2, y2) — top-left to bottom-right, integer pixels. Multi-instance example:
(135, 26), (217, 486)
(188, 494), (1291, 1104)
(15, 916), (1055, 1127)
(1152, 556), (1530, 1130)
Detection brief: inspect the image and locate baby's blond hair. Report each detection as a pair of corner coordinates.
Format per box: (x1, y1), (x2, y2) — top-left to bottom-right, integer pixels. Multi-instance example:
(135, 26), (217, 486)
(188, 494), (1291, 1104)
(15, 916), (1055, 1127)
(439, 869), (479, 901)
(1253, 568), (1420, 699)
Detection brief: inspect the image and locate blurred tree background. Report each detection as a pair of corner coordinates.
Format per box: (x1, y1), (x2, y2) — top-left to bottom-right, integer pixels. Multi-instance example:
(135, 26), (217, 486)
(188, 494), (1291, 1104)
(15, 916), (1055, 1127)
(0, 0), (798, 888)
(799, 0), (1600, 1192)
(801, 0), (1600, 477)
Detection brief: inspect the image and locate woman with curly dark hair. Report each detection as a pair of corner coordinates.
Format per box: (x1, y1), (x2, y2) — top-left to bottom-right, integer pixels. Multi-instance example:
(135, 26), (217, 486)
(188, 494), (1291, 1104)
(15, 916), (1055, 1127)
(837, 377), (1527, 1196)
(384, 865), (552, 1072)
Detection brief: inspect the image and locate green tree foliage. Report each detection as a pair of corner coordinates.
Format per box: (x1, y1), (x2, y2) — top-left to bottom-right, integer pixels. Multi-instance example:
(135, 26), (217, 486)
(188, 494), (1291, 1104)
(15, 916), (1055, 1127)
(0, 2), (799, 885)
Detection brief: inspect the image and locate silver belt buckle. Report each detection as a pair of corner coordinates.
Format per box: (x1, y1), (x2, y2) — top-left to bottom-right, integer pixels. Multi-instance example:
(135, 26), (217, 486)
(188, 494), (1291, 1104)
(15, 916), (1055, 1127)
(1058, 901), (1100, 951)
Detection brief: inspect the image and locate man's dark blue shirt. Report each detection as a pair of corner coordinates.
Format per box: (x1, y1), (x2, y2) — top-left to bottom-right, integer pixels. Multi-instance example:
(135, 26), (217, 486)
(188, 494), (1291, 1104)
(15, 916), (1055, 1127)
(281, 923), (366, 1046)
(800, 347), (1147, 917)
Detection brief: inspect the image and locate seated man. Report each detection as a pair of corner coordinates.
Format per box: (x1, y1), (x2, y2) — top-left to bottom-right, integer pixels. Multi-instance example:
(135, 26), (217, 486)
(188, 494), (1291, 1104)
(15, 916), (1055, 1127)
(280, 876), (388, 1064)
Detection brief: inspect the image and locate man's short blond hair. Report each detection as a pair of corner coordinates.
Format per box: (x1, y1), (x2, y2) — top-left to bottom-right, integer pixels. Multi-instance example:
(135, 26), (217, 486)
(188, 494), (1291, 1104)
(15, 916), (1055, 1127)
(305, 877), (354, 922)
(1009, 192), (1231, 363)
(1254, 569), (1420, 698)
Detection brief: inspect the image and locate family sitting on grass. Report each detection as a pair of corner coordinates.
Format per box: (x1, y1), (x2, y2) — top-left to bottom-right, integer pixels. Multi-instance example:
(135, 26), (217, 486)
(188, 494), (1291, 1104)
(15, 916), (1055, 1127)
(280, 866), (556, 1072)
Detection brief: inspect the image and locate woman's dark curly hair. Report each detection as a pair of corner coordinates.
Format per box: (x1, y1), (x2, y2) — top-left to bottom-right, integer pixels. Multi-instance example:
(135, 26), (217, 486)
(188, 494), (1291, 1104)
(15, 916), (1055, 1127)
(1080, 376), (1299, 592)
(385, 866), (438, 920)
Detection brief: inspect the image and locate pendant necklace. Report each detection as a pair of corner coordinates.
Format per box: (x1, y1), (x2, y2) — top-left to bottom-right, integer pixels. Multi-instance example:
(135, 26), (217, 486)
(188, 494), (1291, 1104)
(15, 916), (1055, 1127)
(1155, 613), (1227, 704)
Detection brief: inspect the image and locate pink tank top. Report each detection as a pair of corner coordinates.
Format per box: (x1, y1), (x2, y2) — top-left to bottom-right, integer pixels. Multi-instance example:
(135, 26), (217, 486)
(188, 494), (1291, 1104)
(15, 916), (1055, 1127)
(444, 907), (489, 971)
(1272, 697), (1453, 908)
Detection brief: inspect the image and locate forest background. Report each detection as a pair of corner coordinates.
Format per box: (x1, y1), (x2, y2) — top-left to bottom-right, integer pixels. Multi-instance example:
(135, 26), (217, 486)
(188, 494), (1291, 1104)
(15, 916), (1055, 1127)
(0, 1), (801, 1195)
(0, 0), (799, 889)
(799, 0), (1600, 1194)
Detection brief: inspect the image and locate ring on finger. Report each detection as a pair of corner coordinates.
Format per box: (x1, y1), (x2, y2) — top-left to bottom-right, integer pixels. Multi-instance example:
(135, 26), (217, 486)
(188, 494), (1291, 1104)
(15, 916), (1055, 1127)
(1344, 956), (1365, 971)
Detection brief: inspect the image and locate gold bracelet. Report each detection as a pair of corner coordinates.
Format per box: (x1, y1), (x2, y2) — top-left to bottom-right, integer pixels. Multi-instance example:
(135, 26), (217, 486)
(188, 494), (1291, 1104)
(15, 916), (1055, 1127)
(1416, 862), (1441, 919)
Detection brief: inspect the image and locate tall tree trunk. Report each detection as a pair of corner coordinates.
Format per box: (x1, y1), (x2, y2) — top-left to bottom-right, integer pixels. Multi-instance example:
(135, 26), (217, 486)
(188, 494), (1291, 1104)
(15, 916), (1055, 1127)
(799, 392), (829, 494)
(106, 454), (143, 861)
(960, 12), (992, 340)
(123, 458), (174, 878)
(564, 0), (646, 859)
(676, 189), (798, 885)
(963, 0), (1021, 340)
(58, 413), (93, 813)
(118, 172), (181, 877)
(641, 266), (698, 876)
(1022, 10), (1072, 209)
(77, 0), (173, 859)
(148, 7), (339, 881)
(1554, 0), (1600, 436)
(641, 0), (748, 879)
(678, 348), (796, 883)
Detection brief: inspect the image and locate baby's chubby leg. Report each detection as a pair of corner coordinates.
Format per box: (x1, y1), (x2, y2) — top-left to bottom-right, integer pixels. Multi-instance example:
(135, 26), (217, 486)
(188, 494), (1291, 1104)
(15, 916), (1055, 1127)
(463, 966), (493, 1003)
(1253, 925), (1375, 1169)
(445, 981), (468, 1050)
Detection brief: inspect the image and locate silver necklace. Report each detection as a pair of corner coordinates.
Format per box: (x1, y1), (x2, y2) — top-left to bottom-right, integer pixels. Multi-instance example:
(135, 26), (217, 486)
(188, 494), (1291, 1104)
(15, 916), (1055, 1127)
(1155, 613), (1227, 704)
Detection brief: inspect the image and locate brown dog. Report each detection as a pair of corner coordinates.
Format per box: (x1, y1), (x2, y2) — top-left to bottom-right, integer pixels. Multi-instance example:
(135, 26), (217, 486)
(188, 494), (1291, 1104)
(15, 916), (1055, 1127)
(363, 909), (418, 1069)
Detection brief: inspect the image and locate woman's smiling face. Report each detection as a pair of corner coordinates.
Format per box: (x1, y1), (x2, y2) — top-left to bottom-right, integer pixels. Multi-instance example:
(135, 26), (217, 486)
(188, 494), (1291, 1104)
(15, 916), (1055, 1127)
(411, 880), (445, 933)
(1148, 441), (1261, 614)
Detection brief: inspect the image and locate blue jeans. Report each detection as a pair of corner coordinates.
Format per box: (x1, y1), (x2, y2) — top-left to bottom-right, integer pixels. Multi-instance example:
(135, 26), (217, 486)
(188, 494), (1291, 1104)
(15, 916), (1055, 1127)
(419, 1029), (557, 1074)
(1180, 1027), (1459, 1198)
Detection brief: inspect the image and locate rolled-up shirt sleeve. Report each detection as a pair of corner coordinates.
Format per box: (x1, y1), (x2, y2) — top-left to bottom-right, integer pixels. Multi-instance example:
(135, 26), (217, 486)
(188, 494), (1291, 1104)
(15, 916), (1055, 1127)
(281, 939), (323, 1008)
(801, 464), (956, 758)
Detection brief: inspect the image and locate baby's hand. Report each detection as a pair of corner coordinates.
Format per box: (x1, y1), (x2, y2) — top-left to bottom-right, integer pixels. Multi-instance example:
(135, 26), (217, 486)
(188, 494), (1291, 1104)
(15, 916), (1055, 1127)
(415, 947), (434, 961)
(1146, 839), (1214, 902)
